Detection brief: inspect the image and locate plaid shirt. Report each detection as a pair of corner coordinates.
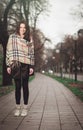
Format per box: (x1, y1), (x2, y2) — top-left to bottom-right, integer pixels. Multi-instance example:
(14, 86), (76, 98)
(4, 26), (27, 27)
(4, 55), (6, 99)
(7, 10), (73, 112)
(6, 34), (34, 66)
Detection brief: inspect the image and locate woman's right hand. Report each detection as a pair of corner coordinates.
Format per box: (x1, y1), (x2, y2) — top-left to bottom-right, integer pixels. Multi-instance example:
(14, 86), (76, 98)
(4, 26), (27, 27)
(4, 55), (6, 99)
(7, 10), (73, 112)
(7, 67), (11, 74)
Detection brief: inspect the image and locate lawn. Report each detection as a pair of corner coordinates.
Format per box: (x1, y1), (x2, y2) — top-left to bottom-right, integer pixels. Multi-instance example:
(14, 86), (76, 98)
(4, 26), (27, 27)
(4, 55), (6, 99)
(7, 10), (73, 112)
(46, 73), (83, 101)
(0, 75), (35, 97)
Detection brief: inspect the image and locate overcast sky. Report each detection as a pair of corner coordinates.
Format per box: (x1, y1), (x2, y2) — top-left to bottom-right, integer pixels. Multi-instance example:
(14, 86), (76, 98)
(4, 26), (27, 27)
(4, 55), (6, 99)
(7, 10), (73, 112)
(37, 0), (82, 48)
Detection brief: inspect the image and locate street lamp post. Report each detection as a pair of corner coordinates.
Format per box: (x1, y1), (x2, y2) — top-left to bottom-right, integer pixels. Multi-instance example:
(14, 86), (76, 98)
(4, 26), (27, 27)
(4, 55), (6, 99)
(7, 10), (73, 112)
(74, 40), (77, 81)
(73, 33), (78, 81)
(56, 46), (63, 78)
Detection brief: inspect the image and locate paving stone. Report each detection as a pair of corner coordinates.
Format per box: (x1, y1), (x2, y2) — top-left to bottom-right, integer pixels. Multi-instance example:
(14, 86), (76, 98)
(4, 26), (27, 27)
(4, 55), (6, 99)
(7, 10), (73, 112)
(0, 73), (83, 130)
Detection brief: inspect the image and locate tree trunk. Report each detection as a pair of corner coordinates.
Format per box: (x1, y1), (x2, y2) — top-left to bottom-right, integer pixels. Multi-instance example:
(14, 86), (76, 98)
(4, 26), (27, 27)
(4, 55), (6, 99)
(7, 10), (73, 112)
(2, 44), (12, 86)
(0, 0), (15, 86)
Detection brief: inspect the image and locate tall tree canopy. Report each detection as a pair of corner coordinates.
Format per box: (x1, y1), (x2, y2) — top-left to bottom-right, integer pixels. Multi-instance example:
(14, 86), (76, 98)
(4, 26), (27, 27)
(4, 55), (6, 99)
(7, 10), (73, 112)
(0, 0), (49, 86)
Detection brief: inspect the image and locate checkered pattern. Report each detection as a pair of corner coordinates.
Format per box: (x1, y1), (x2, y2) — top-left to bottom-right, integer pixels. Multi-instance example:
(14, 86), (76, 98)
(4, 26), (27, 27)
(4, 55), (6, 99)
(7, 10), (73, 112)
(6, 34), (34, 66)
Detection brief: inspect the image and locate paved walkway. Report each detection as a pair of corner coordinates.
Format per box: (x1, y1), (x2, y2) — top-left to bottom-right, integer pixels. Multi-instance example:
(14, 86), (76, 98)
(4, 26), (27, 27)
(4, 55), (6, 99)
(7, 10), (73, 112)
(0, 73), (83, 130)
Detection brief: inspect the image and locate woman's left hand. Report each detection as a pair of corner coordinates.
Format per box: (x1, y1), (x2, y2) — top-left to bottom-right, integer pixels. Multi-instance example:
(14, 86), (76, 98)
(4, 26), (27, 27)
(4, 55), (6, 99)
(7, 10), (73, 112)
(29, 68), (34, 76)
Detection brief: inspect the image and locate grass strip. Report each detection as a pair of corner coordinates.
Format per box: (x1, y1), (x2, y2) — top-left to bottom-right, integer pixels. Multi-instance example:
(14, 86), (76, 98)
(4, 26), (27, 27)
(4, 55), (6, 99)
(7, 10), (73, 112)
(46, 73), (83, 101)
(0, 75), (35, 97)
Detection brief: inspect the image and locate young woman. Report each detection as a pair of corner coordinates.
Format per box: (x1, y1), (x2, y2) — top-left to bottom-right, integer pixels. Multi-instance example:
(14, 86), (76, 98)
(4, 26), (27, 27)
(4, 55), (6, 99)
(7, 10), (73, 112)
(6, 21), (34, 116)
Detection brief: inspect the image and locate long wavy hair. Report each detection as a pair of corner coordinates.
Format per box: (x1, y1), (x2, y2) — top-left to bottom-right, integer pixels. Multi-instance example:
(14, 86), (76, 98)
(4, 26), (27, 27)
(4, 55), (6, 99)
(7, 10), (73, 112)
(16, 20), (30, 41)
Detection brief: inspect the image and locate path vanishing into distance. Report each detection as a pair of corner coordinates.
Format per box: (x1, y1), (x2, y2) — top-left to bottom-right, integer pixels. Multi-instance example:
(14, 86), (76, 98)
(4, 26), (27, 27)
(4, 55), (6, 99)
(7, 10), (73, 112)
(0, 73), (83, 130)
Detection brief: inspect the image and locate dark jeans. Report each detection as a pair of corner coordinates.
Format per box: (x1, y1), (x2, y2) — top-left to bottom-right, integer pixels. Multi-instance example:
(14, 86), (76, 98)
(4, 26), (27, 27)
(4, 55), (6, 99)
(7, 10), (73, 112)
(14, 63), (29, 105)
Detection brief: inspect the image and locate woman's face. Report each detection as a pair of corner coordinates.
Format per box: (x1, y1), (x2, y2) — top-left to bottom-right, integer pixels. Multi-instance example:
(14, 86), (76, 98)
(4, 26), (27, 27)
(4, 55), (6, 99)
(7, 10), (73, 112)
(19, 23), (26, 36)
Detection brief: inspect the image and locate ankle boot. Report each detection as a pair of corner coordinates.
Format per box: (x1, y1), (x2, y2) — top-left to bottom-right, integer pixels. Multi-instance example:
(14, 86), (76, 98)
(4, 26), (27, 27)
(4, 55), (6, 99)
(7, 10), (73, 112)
(14, 104), (21, 116)
(21, 104), (28, 116)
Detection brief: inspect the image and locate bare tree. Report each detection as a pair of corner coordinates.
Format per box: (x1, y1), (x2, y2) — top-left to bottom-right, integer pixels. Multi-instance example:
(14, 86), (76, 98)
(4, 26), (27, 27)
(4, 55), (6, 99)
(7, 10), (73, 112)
(0, 0), (16, 86)
(0, 0), (49, 86)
